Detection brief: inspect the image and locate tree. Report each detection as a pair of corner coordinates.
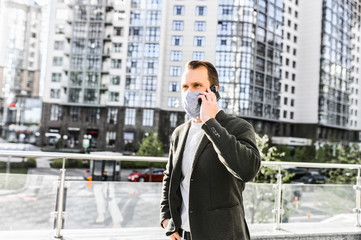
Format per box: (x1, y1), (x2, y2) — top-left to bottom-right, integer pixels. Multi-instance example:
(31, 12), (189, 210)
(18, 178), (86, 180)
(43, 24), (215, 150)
(327, 144), (361, 184)
(136, 133), (164, 157)
(245, 134), (296, 224)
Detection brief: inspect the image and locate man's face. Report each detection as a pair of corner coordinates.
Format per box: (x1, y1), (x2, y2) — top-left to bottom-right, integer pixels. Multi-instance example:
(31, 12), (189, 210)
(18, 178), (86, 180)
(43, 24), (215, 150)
(181, 66), (211, 93)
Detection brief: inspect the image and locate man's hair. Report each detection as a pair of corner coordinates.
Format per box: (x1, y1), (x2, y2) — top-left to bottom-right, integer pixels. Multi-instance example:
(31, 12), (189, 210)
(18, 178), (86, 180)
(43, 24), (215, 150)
(186, 60), (219, 87)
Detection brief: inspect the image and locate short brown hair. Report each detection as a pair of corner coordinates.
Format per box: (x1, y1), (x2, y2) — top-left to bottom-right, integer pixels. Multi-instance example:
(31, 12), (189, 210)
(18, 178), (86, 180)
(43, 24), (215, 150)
(186, 60), (219, 87)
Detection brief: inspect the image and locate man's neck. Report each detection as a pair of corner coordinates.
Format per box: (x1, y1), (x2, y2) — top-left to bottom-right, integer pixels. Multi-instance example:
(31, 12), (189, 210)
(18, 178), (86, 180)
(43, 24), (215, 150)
(192, 118), (202, 123)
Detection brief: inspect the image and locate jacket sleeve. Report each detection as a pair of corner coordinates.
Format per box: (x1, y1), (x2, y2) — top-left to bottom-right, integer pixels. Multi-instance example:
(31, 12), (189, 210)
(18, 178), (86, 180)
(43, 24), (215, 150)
(160, 141), (173, 229)
(201, 115), (261, 182)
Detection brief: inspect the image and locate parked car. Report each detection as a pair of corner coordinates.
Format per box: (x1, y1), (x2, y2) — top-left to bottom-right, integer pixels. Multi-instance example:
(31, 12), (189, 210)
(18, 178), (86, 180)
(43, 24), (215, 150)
(293, 171), (327, 184)
(128, 168), (165, 182)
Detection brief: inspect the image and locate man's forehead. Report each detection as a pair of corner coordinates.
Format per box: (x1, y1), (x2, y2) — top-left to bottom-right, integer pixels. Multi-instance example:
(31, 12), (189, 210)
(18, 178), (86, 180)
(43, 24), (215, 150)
(182, 67), (208, 83)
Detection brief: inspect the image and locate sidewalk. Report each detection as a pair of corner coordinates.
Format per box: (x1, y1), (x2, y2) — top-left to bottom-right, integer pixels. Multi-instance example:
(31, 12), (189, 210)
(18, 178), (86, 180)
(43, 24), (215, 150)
(0, 220), (360, 240)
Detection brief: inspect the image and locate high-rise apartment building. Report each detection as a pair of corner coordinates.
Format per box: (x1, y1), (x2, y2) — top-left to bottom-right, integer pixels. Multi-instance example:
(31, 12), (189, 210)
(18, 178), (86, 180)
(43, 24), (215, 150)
(0, 0), (43, 143)
(40, 0), (361, 152)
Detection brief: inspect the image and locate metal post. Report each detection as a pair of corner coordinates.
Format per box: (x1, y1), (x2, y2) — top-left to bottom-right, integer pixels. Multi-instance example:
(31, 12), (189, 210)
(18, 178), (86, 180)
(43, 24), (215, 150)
(275, 166), (282, 230)
(5, 156), (10, 189)
(355, 168), (361, 227)
(54, 158), (67, 239)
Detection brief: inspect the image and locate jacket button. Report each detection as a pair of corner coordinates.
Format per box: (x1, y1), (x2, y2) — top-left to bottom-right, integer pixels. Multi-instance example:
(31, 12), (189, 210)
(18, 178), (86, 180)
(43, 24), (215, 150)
(190, 178), (194, 182)
(190, 210), (193, 214)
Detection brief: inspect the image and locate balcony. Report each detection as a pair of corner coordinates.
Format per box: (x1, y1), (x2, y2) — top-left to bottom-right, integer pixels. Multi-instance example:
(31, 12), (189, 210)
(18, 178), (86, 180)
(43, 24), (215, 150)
(0, 152), (360, 240)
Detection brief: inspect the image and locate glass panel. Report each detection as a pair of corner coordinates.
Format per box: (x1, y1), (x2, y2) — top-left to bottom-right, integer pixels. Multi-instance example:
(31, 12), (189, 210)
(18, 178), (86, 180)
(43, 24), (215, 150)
(281, 184), (354, 223)
(64, 181), (163, 228)
(0, 174), (58, 230)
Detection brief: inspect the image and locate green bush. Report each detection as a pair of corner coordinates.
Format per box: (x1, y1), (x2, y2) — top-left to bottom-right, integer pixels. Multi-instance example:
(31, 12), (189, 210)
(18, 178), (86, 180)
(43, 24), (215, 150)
(50, 158), (89, 168)
(26, 158), (37, 168)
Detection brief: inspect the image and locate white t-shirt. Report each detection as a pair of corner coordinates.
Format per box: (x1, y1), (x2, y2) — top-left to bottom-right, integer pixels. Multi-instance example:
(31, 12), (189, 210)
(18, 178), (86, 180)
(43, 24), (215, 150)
(180, 121), (204, 231)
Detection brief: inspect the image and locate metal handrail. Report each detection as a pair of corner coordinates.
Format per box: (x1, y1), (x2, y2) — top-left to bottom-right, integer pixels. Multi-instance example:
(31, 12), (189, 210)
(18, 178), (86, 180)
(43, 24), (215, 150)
(0, 150), (360, 169)
(1, 150), (361, 235)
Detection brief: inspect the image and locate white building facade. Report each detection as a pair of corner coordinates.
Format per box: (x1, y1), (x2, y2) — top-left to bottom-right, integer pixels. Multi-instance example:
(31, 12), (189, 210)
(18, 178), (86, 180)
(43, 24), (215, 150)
(40, 0), (361, 152)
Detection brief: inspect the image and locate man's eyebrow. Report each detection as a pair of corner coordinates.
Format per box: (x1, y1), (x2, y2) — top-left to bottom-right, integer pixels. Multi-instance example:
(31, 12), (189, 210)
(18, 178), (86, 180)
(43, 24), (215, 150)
(191, 81), (203, 86)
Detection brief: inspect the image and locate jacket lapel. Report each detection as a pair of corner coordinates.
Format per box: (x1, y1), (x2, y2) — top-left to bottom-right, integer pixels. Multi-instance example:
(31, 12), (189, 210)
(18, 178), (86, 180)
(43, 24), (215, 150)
(191, 134), (210, 172)
(172, 120), (192, 179)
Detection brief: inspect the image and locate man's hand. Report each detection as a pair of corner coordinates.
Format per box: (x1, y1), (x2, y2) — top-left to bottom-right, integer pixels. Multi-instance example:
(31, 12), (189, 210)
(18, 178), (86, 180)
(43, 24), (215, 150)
(198, 87), (219, 123)
(161, 219), (181, 240)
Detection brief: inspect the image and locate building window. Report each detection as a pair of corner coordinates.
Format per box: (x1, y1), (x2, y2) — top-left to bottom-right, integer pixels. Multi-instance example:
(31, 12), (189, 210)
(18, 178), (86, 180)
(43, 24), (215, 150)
(86, 108), (100, 123)
(145, 27), (160, 41)
(125, 108), (136, 125)
(69, 107), (80, 122)
(283, 110), (287, 118)
(192, 51), (204, 60)
(109, 92), (120, 102)
(54, 41), (64, 50)
(170, 66), (181, 76)
(143, 76), (157, 91)
(107, 108), (118, 124)
(50, 105), (62, 121)
(285, 71), (289, 79)
(170, 51), (182, 61)
(294, 36), (297, 43)
(172, 36), (183, 46)
(174, 5), (185, 15)
(124, 132), (134, 149)
(106, 132), (116, 148)
(110, 76), (120, 85)
(144, 43), (159, 57)
(172, 21), (184, 31)
(84, 89), (98, 104)
(141, 92), (156, 108)
(55, 24), (65, 34)
(290, 112), (294, 119)
(194, 21), (206, 31)
(169, 82), (180, 92)
(293, 48), (297, 56)
(284, 84), (288, 92)
(50, 89), (61, 99)
(146, 11), (161, 25)
(292, 61), (296, 68)
(124, 92), (139, 106)
(292, 73), (296, 81)
(142, 109), (154, 126)
(52, 57), (63, 66)
(111, 59), (122, 68)
(69, 88), (81, 103)
(291, 99), (294, 107)
(196, 6), (207, 16)
(291, 86), (295, 94)
(194, 36), (205, 47)
(168, 97), (179, 108)
(113, 43), (122, 53)
(114, 27), (123, 36)
(125, 76), (141, 90)
(284, 97), (288, 105)
(51, 73), (62, 82)
(170, 113), (178, 128)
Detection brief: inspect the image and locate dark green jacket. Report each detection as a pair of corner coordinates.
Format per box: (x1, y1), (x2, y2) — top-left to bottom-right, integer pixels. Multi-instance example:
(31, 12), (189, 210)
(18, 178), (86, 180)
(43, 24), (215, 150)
(160, 110), (261, 240)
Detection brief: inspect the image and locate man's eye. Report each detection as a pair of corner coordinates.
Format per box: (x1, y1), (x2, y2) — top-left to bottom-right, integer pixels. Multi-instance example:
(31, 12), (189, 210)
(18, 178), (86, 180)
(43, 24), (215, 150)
(182, 86), (188, 89)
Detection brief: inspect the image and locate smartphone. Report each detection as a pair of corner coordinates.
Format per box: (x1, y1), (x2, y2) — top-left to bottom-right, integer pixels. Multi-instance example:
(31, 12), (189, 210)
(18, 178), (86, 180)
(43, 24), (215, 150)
(198, 85), (221, 105)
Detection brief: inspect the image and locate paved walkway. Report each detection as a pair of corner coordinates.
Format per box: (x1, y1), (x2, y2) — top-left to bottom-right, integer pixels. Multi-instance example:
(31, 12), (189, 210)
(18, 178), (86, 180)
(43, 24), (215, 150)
(0, 219), (360, 240)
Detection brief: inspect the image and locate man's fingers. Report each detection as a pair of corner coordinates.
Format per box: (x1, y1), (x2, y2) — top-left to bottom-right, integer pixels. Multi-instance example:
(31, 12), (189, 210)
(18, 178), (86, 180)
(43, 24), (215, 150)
(170, 232), (181, 240)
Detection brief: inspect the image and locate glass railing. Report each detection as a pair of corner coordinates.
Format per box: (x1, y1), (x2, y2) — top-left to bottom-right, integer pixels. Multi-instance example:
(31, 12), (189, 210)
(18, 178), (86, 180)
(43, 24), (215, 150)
(0, 151), (360, 239)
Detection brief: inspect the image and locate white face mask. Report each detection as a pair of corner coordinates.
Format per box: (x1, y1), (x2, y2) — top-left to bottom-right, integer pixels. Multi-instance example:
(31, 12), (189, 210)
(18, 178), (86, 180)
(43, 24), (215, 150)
(181, 90), (201, 119)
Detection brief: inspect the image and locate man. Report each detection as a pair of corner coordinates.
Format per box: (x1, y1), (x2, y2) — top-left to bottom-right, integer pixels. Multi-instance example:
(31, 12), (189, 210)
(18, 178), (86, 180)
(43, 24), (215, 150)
(160, 60), (260, 240)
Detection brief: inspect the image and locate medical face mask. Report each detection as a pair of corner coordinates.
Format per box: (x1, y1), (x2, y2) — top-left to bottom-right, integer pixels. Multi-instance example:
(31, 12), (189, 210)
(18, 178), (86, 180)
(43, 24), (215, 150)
(182, 90), (201, 119)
